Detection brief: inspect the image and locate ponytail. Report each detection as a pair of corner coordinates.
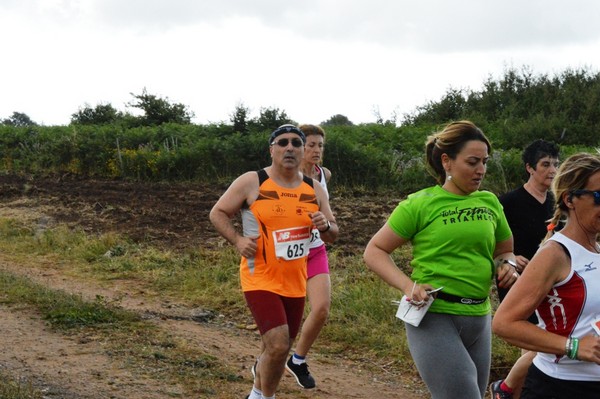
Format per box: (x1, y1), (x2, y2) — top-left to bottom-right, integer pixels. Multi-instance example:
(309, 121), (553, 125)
(543, 209), (563, 242)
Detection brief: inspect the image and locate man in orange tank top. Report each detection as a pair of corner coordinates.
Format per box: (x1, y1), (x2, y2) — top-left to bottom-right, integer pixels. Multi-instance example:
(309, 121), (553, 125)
(210, 124), (338, 399)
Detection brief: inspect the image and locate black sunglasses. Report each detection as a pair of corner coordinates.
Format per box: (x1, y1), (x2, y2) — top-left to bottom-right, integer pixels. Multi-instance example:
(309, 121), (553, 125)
(570, 189), (600, 205)
(271, 138), (304, 148)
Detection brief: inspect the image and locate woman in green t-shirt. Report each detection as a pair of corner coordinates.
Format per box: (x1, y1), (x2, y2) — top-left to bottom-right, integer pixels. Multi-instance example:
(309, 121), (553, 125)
(364, 120), (519, 399)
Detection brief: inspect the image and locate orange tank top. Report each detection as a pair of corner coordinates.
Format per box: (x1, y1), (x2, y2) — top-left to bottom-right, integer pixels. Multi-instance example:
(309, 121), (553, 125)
(240, 169), (319, 297)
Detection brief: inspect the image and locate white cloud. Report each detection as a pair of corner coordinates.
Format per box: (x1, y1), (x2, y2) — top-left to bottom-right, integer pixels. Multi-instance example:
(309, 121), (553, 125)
(1, 0), (600, 125)
(81, 0), (600, 51)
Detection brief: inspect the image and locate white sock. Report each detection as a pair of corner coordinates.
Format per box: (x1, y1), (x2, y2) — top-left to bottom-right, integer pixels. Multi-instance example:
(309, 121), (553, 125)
(248, 386), (262, 399)
(292, 353), (306, 365)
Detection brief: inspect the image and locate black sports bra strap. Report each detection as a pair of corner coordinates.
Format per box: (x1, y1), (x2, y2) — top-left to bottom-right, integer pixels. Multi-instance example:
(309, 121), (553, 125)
(303, 174), (314, 187)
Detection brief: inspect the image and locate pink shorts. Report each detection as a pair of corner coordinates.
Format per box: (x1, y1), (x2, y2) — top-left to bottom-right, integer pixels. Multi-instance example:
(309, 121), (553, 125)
(243, 290), (305, 338)
(307, 244), (330, 279)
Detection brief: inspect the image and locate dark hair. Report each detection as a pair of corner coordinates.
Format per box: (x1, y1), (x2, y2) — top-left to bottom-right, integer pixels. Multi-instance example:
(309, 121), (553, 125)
(425, 121), (491, 185)
(269, 124), (306, 144)
(522, 139), (560, 170)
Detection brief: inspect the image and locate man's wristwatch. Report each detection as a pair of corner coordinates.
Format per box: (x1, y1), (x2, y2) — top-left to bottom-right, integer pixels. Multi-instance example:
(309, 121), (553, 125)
(319, 220), (331, 233)
(502, 259), (517, 269)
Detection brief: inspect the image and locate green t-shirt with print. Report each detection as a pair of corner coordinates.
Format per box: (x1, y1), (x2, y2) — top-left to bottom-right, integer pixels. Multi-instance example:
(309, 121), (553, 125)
(388, 185), (512, 316)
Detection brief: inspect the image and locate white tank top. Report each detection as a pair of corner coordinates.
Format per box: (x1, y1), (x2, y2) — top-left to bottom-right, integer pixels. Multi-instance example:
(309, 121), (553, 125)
(533, 232), (600, 381)
(309, 165), (329, 249)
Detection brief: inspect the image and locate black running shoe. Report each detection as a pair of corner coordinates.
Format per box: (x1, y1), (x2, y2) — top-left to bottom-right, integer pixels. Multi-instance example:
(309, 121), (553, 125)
(489, 380), (513, 399)
(285, 355), (316, 389)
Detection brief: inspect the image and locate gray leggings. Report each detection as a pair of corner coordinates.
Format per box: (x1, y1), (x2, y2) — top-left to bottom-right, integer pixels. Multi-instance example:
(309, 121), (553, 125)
(405, 312), (491, 399)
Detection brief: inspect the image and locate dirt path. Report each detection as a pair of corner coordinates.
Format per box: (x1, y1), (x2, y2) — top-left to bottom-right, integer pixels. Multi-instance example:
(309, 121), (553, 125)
(0, 257), (425, 399)
(0, 175), (426, 398)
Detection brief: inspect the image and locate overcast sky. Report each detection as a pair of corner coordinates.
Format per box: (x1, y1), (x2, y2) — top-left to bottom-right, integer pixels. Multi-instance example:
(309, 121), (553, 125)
(2, 0), (600, 126)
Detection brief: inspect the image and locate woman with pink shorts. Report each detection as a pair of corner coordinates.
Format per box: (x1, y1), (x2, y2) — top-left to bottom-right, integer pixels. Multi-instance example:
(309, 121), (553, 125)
(284, 124), (332, 390)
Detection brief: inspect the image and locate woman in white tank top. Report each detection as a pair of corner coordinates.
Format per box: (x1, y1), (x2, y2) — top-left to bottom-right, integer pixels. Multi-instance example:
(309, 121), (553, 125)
(492, 152), (600, 399)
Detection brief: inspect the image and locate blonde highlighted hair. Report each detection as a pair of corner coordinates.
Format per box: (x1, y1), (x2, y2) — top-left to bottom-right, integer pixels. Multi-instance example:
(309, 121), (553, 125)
(544, 152), (600, 241)
(298, 124), (325, 139)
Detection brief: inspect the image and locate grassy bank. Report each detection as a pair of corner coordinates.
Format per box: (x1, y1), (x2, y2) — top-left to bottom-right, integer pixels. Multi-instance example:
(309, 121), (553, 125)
(0, 216), (520, 395)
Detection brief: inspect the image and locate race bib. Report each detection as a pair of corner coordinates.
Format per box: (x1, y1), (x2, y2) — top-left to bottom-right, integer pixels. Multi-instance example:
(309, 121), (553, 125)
(310, 228), (320, 243)
(272, 226), (311, 260)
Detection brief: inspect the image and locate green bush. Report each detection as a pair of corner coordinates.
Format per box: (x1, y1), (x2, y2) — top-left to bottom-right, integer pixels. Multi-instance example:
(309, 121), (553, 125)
(0, 121), (596, 194)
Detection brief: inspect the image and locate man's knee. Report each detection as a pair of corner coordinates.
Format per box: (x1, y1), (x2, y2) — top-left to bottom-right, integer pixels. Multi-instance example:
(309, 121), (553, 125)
(263, 327), (292, 355)
(266, 339), (291, 357)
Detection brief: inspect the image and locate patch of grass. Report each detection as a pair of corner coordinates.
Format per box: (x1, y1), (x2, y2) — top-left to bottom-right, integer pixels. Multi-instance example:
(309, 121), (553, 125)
(152, 247), (246, 314)
(490, 334), (521, 381)
(0, 271), (139, 329)
(0, 218), (33, 239)
(304, 249), (419, 381)
(0, 216), (250, 319)
(0, 372), (42, 399)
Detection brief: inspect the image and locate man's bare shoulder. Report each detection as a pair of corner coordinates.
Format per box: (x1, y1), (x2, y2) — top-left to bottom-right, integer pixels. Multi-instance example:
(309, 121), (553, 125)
(227, 171), (260, 200)
(230, 170), (259, 185)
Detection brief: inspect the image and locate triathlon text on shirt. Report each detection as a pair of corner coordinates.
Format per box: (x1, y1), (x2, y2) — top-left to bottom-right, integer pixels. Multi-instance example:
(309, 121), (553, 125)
(440, 206), (495, 225)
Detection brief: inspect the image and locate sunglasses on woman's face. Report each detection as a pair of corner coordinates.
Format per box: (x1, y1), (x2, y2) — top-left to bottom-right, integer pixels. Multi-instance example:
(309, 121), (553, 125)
(571, 189), (600, 205)
(271, 138), (304, 148)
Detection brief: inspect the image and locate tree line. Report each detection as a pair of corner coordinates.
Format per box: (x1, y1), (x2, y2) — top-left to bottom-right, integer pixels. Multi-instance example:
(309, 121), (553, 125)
(1, 66), (598, 194)
(1, 88), (354, 132)
(404, 65), (600, 147)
